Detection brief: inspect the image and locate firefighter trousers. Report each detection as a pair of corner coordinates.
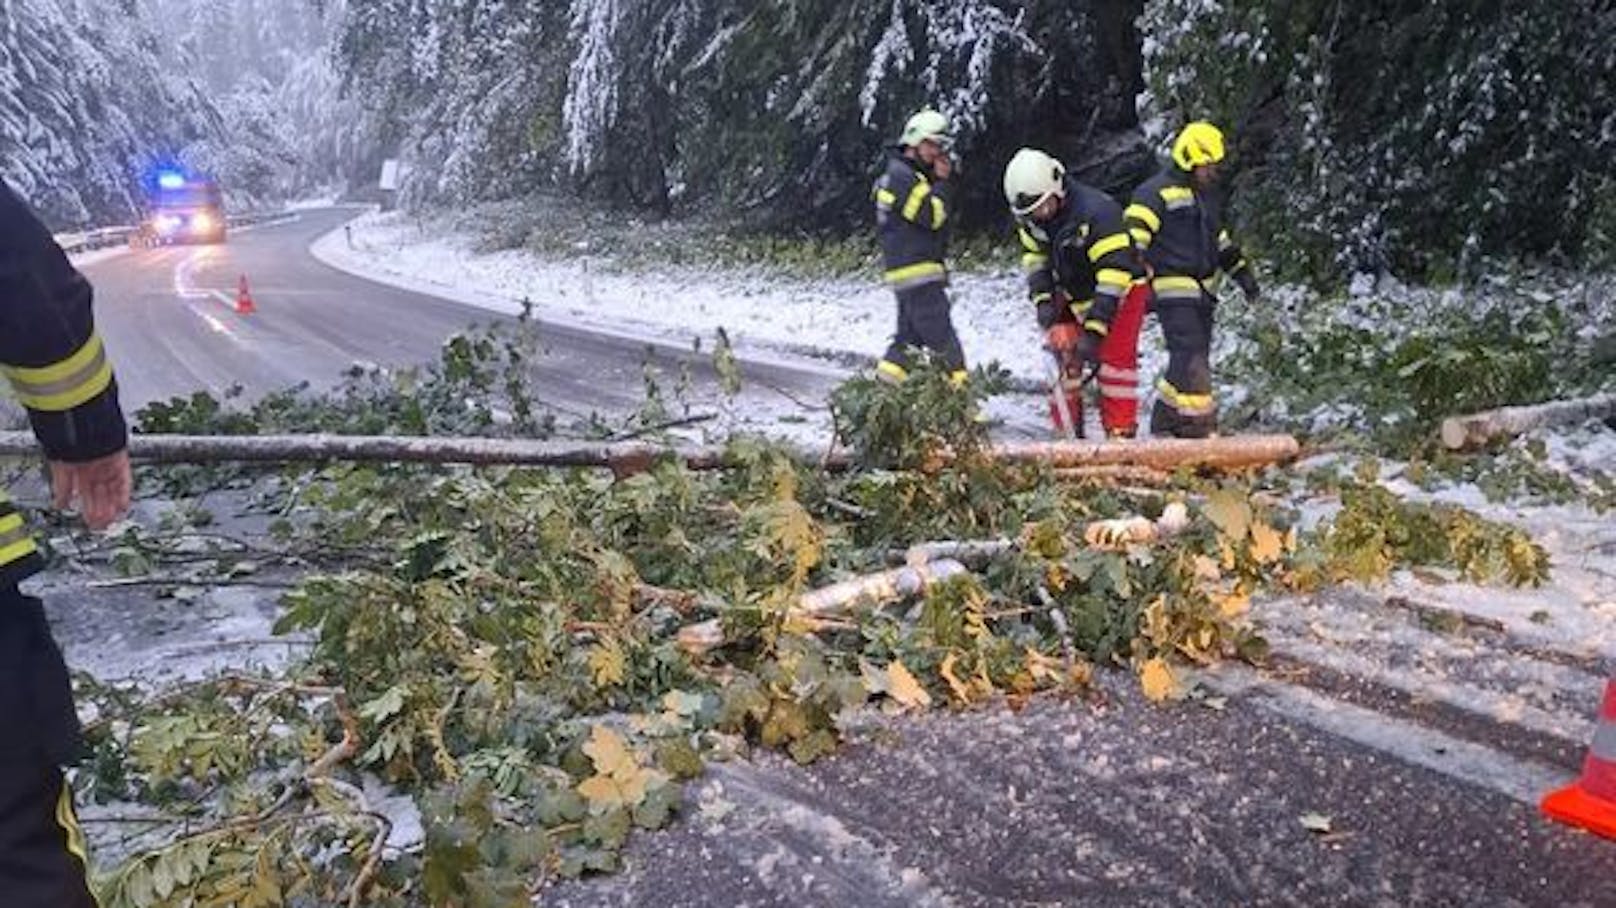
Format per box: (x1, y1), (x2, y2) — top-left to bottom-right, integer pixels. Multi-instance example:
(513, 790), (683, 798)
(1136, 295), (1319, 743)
(1094, 284), (1151, 437)
(0, 588), (96, 908)
(878, 281), (966, 382)
(1049, 284), (1150, 438)
(1150, 297), (1217, 438)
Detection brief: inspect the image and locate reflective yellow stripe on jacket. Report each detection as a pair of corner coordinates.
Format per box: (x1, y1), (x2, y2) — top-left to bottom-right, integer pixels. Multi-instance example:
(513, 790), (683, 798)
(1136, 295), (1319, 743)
(2, 332), (114, 411)
(0, 497), (39, 570)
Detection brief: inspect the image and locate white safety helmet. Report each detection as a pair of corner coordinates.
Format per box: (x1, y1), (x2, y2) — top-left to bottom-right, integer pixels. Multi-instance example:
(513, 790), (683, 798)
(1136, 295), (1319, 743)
(899, 108), (952, 148)
(1003, 148), (1066, 217)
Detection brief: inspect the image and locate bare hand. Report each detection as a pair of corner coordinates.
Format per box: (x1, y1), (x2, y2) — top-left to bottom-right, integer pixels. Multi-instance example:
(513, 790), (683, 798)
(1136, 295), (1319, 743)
(50, 449), (132, 531)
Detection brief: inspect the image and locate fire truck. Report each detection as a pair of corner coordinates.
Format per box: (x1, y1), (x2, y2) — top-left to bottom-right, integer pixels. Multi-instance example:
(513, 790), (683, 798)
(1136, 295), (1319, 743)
(139, 171), (227, 245)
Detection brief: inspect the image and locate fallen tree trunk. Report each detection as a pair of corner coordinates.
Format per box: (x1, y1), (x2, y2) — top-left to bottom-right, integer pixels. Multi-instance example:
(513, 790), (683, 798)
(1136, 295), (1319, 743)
(677, 559), (969, 655)
(1439, 393), (1616, 451)
(0, 431), (1300, 473)
(0, 431), (728, 474)
(986, 436), (1298, 472)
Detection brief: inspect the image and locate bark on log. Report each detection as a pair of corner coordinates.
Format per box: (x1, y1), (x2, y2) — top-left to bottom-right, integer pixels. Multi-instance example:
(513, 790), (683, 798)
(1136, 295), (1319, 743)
(1052, 465), (1175, 485)
(0, 431), (1300, 473)
(987, 436), (1298, 471)
(676, 559), (968, 655)
(1439, 393), (1616, 451)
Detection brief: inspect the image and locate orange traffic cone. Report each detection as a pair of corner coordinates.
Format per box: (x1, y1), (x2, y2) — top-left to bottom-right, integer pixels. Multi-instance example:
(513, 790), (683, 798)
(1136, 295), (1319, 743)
(236, 274), (256, 315)
(1542, 677), (1616, 839)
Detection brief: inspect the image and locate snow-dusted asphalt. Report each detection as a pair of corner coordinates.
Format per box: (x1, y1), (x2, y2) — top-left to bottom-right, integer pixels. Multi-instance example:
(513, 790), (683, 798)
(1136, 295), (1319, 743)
(80, 207), (844, 429)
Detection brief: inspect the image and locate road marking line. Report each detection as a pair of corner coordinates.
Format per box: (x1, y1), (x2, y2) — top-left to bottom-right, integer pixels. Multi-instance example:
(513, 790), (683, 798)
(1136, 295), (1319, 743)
(1205, 664), (1571, 805)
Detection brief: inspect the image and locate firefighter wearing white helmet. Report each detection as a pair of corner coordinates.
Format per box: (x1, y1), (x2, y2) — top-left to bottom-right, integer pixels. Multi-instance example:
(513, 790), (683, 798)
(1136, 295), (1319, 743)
(1125, 120), (1259, 438)
(871, 108), (964, 384)
(1004, 148), (1150, 439)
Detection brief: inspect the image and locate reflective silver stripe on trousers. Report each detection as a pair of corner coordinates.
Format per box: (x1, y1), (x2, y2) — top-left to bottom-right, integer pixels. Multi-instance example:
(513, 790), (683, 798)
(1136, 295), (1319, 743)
(1592, 719), (1616, 762)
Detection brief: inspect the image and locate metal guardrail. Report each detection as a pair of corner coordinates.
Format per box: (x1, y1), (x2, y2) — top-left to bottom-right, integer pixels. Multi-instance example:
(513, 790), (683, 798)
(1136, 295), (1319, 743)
(52, 210), (297, 255)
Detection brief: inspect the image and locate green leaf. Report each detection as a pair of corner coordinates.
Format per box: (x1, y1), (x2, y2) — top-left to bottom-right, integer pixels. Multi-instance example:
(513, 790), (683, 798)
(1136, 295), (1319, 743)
(582, 806), (632, 848)
(359, 685), (408, 723)
(655, 739), (705, 780)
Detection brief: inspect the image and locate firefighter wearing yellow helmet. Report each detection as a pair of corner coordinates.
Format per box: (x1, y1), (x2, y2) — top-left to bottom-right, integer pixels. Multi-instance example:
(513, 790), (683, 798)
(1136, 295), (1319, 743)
(1125, 121), (1259, 438)
(871, 108), (965, 384)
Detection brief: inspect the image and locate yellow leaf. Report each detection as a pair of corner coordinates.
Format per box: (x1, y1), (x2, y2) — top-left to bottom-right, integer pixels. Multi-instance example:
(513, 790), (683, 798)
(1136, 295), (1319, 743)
(940, 653), (973, 705)
(1193, 555), (1223, 582)
(577, 774), (627, 810)
(588, 642), (626, 688)
(1067, 660), (1094, 687)
(1214, 589), (1251, 619)
(1023, 646), (1064, 684)
(1204, 488), (1253, 542)
(1138, 657), (1180, 702)
(583, 724), (635, 777)
(1249, 522), (1285, 565)
(885, 660), (932, 710)
(1045, 563), (1069, 593)
(1219, 536), (1238, 571)
(1141, 595), (1172, 647)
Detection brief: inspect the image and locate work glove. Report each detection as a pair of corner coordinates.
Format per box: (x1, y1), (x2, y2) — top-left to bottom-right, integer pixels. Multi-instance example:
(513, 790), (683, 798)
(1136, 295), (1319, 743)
(1075, 328), (1102, 371)
(1035, 297), (1063, 330)
(1235, 269), (1260, 303)
(1044, 322), (1082, 358)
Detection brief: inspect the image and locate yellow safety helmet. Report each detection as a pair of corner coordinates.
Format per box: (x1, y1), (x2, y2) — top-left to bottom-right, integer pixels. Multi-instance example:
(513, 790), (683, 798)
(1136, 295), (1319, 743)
(1172, 121), (1227, 171)
(899, 108), (952, 148)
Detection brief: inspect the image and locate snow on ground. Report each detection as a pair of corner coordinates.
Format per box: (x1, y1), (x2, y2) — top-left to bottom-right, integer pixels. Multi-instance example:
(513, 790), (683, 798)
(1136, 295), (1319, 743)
(1243, 424), (1616, 761)
(312, 208), (1172, 389)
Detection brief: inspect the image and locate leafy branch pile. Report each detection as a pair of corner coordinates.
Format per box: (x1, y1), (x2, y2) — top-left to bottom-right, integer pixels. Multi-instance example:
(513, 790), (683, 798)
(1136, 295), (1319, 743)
(1220, 277), (1615, 452)
(75, 359), (1550, 907)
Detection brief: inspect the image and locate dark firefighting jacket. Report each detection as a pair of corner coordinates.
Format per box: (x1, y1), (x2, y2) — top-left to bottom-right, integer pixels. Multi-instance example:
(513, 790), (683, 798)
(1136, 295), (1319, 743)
(0, 183), (128, 588)
(872, 150), (951, 291)
(1015, 175), (1144, 333)
(1125, 167), (1257, 304)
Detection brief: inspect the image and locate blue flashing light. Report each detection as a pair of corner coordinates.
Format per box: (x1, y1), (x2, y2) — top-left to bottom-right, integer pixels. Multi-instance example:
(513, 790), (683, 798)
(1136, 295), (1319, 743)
(157, 171), (186, 189)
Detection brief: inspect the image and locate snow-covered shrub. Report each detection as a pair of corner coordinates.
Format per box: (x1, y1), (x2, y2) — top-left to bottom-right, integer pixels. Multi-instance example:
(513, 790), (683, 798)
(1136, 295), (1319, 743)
(1142, 0), (1616, 283)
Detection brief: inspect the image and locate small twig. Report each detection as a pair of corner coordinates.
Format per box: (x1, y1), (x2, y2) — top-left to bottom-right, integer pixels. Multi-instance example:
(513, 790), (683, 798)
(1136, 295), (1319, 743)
(634, 582), (701, 615)
(823, 498), (872, 519)
(305, 692), (359, 779)
(87, 576), (298, 590)
(305, 775), (390, 908)
(609, 412), (718, 441)
(155, 637), (309, 656)
(755, 376), (830, 412)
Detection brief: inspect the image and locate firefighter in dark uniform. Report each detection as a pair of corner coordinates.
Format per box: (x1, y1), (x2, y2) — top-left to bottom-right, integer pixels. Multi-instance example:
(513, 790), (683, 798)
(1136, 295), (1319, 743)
(872, 108), (965, 384)
(1002, 148), (1150, 438)
(2, 181), (133, 906)
(1125, 121), (1259, 438)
